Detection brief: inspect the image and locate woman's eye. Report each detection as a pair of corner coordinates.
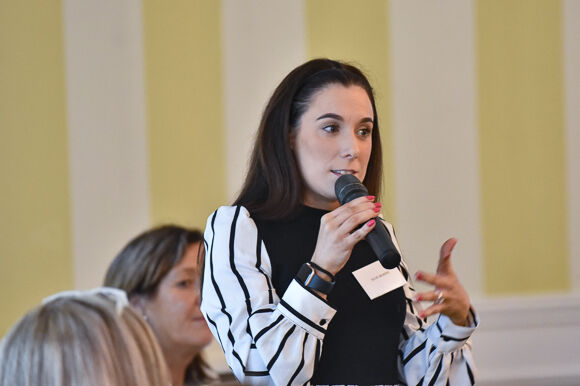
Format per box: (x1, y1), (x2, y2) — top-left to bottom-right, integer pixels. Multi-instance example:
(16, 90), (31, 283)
(177, 279), (193, 288)
(322, 124), (339, 133)
(357, 127), (372, 137)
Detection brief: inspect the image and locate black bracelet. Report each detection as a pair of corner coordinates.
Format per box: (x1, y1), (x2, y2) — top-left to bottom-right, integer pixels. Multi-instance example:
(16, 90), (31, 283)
(309, 262), (336, 281)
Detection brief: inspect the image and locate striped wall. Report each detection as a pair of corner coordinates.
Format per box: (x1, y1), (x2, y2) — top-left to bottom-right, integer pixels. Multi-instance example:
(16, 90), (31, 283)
(1, 0), (579, 380)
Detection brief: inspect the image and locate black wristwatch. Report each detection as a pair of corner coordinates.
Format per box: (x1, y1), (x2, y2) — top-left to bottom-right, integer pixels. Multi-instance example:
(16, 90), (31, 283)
(296, 262), (335, 295)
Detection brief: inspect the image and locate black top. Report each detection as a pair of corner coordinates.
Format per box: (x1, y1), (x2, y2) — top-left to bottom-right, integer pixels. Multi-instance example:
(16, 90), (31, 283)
(254, 206), (406, 385)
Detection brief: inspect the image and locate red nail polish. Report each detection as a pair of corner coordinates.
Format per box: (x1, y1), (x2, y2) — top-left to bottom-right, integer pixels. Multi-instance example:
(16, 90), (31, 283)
(420, 312), (426, 319)
(416, 295), (422, 301)
(367, 219), (376, 227)
(373, 207), (381, 213)
(366, 195), (375, 201)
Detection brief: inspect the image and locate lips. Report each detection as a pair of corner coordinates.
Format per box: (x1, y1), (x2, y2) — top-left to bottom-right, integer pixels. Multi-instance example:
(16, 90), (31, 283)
(331, 169), (356, 176)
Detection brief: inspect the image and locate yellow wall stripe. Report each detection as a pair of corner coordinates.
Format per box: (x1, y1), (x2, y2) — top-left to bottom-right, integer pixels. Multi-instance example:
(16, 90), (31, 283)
(143, 0), (226, 229)
(305, 0), (395, 219)
(477, 0), (569, 294)
(0, 1), (73, 335)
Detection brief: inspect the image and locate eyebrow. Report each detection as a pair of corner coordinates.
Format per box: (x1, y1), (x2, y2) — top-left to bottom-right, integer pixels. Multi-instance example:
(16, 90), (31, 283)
(176, 267), (198, 275)
(316, 113), (374, 124)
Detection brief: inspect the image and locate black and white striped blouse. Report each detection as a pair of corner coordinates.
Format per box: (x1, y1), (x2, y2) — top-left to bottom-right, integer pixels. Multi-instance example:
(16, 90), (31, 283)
(201, 205), (478, 385)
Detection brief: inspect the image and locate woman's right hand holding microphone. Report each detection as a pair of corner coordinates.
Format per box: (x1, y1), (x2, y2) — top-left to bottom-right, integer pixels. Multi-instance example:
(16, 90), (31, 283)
(309, 195), (380, 296)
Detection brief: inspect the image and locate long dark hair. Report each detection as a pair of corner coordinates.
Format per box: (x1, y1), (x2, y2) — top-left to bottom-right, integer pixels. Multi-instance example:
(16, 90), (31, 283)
(234, 58), (383, 220)
(103, 225), (211, 385)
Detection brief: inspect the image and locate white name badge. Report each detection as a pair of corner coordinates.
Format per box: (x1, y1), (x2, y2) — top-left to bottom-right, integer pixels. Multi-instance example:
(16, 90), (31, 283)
(352, 261), (406, 300)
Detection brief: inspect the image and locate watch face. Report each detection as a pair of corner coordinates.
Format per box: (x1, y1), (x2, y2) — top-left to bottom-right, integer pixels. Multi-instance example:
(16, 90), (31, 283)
(297, 263), (313, 283)
(297, 263), (334, 295)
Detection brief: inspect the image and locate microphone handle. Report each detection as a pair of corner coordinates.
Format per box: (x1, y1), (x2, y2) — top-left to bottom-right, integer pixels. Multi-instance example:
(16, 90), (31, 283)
(365, 219), (401, 269)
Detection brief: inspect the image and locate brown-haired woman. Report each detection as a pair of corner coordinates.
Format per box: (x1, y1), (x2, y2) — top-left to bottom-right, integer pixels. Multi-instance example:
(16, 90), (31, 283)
(104, 225), (214, 386)
(201, 58), (478, 385)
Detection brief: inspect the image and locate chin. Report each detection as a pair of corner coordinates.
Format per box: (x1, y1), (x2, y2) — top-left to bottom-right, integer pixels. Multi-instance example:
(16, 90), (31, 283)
(190, 336), (214, 350)
(188, 325), (213, 340)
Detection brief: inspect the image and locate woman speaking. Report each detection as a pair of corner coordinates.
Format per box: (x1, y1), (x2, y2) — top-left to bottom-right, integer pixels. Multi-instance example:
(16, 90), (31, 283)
(201, 58), (477, 385)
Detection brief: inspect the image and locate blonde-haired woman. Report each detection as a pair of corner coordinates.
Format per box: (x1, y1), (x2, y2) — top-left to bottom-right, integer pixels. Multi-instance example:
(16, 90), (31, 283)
(0, 288), (170, 386)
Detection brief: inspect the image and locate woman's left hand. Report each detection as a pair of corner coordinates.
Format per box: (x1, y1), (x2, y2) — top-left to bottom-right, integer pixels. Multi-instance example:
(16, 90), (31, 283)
(414, 238), (471, 326)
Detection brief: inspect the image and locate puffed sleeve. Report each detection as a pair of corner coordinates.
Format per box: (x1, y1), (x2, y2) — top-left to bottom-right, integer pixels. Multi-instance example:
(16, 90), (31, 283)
(201, 206), (337, 386)
(384, 222), (479, 385)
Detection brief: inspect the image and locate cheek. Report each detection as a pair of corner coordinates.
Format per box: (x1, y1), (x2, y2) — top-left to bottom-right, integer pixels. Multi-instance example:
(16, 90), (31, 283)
(150, 291), (186, 316)
(177, 292), (199, 313)
(296, 137), (311, 159)
(297, 138), (331, 166)
(295, 142), (316, 174)
(363, 143), (373, 163)
(357, 145), (372, 178)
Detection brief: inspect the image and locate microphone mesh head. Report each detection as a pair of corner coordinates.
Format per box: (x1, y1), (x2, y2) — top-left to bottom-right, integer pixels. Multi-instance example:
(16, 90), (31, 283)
(334, 174), (368, 204)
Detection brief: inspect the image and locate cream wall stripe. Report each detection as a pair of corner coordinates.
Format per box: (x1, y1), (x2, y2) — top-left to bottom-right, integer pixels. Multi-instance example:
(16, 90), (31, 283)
(564, 0), (580, 292)
(478, 0), (568, 294)
(222, 0), (306, 201)
(0, 1), (73, 335)
(389, 0), (482, 296)
(143, 1), (225, 229)
(63, 0), (150, 290)
(208, 0), (306, 370)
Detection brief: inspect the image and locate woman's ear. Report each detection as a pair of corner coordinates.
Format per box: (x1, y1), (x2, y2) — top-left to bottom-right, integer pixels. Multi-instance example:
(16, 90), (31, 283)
(129, 294), (147, 315)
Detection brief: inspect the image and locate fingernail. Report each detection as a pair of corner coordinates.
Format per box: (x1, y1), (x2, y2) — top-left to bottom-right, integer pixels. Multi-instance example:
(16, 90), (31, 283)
(367, 219), (376, 227)
(373, 206), (381, 213)
(415, 272), (422, 280)
(366, 195), (375, 201)
(415, 295), (422, 301)
(420, 312), (426, 319)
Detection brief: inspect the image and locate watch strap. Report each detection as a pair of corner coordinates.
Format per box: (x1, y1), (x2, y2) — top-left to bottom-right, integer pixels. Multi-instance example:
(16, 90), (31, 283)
(296, 262), (335, 295)
(309, 261), (336, 281)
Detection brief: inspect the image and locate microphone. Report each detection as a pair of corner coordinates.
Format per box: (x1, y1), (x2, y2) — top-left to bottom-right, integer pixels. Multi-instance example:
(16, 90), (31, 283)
(335, 174), (401, 269)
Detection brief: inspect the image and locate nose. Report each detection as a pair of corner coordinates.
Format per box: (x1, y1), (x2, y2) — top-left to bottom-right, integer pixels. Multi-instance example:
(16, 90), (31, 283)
(193, 283), (202, 305)
(341, 130), (360, 159)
